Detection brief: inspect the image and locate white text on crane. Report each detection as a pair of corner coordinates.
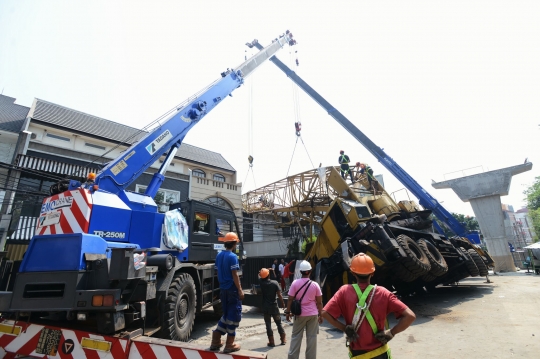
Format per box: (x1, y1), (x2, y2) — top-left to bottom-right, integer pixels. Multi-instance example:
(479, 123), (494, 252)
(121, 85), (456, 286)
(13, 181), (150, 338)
(146, 130), (173, 155)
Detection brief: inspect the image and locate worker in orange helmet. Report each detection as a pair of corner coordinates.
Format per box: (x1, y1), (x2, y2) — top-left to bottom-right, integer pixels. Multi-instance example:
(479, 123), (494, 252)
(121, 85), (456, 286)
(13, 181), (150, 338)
(321, 253), (416, 359)
(210, 232), (244, 353)
(259, 267), (287, 347)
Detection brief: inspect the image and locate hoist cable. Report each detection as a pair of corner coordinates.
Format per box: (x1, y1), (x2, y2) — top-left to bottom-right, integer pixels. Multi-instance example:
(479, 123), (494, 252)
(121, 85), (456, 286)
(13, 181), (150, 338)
(251, 166), (257, 189)
(286, 137), (299, 178)
(244, 166), (251, 188)
(299, 136), (315, 168)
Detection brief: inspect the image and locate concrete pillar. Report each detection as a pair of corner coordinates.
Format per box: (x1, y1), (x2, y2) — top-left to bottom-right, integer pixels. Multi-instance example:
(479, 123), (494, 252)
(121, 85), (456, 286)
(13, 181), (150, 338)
(432, 163), (532, 272)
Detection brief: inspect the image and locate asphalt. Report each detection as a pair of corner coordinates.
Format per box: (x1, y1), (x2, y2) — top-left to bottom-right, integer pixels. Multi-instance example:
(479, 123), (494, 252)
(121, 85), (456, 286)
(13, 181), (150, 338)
(190, 270), (540, 358)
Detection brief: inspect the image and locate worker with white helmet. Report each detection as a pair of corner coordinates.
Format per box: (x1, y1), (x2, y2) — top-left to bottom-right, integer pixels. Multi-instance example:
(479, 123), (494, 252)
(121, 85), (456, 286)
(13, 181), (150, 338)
(209, 232), (244, 353)
(285, 260), (323, 359)
(321, 253), (416, 359)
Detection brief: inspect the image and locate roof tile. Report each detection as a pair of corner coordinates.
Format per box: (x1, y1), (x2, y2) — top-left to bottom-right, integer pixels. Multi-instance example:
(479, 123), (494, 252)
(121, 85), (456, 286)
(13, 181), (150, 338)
(31, 98), (235, 172)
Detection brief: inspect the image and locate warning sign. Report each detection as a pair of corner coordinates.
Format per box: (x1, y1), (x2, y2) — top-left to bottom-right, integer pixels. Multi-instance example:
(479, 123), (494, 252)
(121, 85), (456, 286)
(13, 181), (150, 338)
(62, 338), (75, 355)
(36, 328), (61, 356)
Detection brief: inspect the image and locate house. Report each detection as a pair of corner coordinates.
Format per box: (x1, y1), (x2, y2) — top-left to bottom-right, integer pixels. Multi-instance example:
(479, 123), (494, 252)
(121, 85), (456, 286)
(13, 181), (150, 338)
(0, 95), (242, 259)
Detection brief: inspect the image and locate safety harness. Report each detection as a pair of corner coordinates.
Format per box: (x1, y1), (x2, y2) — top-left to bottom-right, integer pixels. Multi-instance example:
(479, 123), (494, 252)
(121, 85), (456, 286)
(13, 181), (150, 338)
(347, 284), (392, 359)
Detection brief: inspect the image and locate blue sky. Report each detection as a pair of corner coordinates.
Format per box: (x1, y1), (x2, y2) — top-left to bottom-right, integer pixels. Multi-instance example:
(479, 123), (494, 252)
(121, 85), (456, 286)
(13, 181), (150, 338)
(1, 0), (539, 216)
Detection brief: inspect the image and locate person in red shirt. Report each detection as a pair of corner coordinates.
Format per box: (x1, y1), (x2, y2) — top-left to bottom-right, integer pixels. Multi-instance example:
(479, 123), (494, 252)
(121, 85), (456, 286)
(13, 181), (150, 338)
(321, 253), (416, 359)
(282, 259), (295, 292)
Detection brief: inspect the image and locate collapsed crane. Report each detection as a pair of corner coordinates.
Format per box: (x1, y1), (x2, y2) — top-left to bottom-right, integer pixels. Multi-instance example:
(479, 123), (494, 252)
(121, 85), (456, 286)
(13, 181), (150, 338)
(244, 39), (494, 295)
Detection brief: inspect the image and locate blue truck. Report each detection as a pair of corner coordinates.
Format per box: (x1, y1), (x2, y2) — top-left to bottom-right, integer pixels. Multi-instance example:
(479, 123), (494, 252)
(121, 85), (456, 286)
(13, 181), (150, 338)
(0, 31), (295, 341)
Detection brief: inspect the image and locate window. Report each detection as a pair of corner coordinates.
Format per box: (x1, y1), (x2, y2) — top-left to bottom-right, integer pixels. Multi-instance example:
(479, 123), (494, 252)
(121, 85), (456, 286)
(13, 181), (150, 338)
(216, 218), (231, 236)
(213, 173), (225, 182)
(46, 133), (70, 142)
(159, 160), (175, 166)
(192, 169), (206, 178)
(203, 196), (233, 210)
(85, 142), (106, 150)
(193, 212), (210, 234)
(135, 185), (180, 213)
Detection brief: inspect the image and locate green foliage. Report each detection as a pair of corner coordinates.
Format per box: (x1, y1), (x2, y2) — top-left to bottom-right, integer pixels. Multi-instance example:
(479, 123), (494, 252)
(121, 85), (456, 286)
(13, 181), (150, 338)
(434, 212), (480, 238)
(523, 177), (540, 242)
(153, 191), (164, 204)
(452, 213), (480, 231)
(524, 176), (540, 211)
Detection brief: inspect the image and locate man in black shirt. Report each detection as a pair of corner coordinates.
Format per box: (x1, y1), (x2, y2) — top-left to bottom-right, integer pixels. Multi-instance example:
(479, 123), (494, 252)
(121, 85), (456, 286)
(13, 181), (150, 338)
(259, 268), (287, 347)
(339, 150), (354, 182)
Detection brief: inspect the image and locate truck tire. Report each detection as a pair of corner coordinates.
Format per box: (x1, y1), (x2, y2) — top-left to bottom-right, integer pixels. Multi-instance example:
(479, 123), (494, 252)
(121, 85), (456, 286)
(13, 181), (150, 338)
(460, 247), (480, 277)
(394, 235), (431, 282)
(421, 272), (438, 283)
(417, 239), (448, 277)
(467, 249), (489, 276)
(162, 273), (197, 341)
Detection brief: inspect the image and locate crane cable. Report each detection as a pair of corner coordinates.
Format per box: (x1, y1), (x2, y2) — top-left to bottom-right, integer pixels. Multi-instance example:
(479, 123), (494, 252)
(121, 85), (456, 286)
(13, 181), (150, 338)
(285, 43), (314, 178)
(244, 48), (257, 190)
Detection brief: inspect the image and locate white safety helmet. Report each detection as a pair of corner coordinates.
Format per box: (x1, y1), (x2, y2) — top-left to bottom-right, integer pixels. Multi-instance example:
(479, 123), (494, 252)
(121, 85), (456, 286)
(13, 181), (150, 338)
(299, 260), (312, 272)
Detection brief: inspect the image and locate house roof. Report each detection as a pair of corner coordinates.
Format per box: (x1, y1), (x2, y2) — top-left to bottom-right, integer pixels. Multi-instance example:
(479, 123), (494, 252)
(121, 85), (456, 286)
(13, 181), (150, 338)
(31, 98), (235, 172)
(0, 95), (30, 133)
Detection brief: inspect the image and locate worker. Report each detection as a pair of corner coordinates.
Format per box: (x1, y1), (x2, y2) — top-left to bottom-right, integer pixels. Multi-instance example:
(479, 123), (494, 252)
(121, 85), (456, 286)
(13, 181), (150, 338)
(321, 253), (416, 359)
(357, 162), (377, 194)
(283, 259), (295, 292)
(259, 268), (287, 347)
(285, 260), (323, 359)
(271, 258), (281, 282)
(209, 232), (244, 353)
(279, 259), (287, 292)
(339, 150), (354, 182)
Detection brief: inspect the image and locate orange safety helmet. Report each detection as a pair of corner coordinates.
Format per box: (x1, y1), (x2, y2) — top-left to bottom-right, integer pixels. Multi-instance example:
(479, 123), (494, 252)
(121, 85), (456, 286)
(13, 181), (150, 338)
(219, 232), (240, 243)
(349, 253), (375, 275)
(259, 268), (270, 279)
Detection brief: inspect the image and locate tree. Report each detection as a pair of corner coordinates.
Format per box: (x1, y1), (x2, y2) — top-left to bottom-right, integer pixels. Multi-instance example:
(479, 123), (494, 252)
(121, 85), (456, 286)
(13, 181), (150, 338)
(523, 177), (540, 242)
(434, 212), (480, 238)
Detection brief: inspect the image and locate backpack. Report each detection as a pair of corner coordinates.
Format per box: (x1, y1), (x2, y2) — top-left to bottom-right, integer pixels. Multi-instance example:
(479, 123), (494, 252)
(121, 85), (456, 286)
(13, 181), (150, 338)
(290, 280), (312, 316)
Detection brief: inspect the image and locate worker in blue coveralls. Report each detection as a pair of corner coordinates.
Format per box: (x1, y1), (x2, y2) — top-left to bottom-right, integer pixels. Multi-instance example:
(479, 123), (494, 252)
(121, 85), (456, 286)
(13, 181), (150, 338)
(209, 232), (244, 353)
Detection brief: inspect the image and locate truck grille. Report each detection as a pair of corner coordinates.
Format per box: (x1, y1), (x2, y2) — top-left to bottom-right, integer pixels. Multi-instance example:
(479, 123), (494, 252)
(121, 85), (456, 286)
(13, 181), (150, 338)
(23, 283), (65, 298)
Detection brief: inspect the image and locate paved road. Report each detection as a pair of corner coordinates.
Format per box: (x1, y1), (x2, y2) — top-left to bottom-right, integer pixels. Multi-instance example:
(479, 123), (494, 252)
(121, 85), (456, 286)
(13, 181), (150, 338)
(191, 271), (540, 358)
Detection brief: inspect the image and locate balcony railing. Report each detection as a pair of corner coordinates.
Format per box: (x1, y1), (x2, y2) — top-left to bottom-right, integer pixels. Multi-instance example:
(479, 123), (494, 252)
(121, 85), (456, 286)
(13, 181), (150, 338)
(195, 177), (239, 192)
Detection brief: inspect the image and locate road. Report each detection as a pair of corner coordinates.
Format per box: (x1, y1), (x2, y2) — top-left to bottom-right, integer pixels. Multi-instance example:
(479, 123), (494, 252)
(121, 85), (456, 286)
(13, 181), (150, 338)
(190, 271), (540, 358)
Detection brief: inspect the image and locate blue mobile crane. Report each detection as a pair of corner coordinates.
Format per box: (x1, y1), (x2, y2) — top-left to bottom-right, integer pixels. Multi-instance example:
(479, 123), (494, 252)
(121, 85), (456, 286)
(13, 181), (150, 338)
(0, 31), (295, 341)
(248, 40), (492, 285)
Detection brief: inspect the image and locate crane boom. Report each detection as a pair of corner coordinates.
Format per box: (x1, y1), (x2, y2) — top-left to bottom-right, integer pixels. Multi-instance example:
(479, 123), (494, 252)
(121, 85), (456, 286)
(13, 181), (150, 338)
(251, 41), (469, 238)
(95, 33), (293, 197)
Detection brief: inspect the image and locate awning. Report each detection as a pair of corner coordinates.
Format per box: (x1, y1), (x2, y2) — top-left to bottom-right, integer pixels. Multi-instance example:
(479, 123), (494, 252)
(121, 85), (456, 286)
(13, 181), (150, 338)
(524, 242), (540, 250)
(16, 154), (101, 177)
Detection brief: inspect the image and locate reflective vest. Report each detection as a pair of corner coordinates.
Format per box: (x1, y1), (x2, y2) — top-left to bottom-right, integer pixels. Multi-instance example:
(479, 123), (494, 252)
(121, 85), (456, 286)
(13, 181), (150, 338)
(340, 154), (350, 164)
(348, 284), (392, 359)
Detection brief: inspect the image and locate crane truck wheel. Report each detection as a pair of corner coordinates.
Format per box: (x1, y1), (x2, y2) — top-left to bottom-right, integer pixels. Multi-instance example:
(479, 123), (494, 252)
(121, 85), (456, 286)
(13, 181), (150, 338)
(417, 239), (448, 277)
(421, 272), (438, 283)
(393, 235), (431, 282)
(460, 247), (480, 277)
(162, 273), (197, 341)
(467, 249), (489, 276)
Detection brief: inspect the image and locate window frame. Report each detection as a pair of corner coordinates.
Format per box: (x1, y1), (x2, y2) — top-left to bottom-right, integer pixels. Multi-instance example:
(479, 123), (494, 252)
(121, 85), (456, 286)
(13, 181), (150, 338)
(46, 133), (71, 142)
(192, 169), (206, 178)
(213, 173), (226, 182)
(193, 211), (211, 235)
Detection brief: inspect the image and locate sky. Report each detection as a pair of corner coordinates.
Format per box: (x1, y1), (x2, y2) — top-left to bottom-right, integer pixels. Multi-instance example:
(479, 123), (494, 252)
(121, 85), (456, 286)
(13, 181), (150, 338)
(1, 0), (539, 217)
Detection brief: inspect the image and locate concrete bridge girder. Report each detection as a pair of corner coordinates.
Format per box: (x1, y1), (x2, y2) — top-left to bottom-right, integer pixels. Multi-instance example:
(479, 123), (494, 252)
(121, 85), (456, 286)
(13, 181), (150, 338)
(432, 162), (532, 272)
